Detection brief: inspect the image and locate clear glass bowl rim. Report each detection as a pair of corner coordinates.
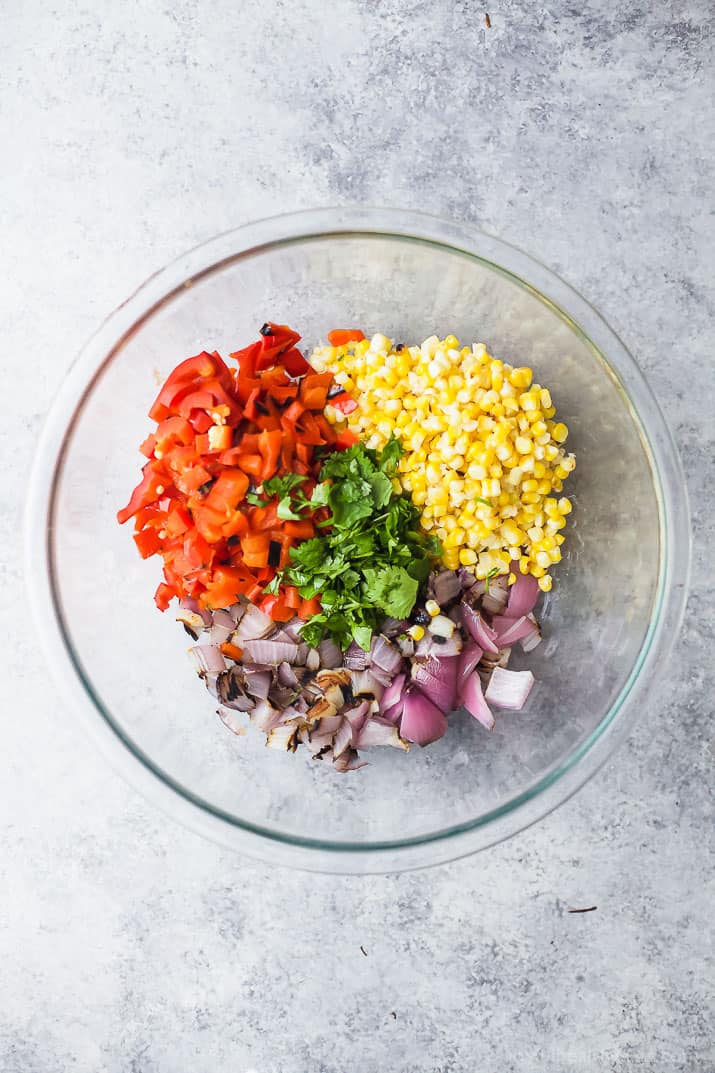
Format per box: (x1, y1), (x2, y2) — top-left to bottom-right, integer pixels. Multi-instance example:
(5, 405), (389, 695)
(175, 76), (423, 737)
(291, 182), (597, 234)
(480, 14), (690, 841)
(25, 207), (691, 873)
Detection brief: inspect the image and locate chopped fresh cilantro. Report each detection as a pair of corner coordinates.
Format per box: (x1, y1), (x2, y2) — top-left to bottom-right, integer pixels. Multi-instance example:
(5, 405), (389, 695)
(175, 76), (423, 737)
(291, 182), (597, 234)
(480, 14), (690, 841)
(484, 566), (500, 593)
(275, 438), (440, 648)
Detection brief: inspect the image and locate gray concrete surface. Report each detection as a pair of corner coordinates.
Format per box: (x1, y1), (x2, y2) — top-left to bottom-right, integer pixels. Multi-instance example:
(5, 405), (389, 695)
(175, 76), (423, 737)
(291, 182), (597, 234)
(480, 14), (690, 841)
(1, 1), (713, 1070)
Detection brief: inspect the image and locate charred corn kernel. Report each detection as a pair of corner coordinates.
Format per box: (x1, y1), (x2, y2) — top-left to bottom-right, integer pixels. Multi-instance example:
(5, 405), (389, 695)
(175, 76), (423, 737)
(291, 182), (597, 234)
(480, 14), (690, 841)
(425, 599), (441, 617)
(408, 624), (425, 641)
(538, 574), (553, 592)
(310, 333), (575, 585)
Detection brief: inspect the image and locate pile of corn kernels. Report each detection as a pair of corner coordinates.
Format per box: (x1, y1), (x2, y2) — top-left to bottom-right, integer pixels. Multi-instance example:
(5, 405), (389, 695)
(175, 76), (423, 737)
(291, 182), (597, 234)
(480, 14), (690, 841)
(310, 333), (576, 592)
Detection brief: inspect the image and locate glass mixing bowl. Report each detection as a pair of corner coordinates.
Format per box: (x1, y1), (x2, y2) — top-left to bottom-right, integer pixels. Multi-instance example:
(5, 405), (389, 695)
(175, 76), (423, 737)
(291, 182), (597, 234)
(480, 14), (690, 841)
(26, 208), (690, 872)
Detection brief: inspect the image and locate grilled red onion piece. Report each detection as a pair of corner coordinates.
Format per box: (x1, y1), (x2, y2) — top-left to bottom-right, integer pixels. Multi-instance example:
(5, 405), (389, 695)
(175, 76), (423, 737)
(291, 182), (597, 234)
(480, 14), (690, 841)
(343, 641), (369, 670)
(233, 604), (276, 642)
(343, 701), (370, 737)
(520, 618), (543, 653)
(240, 639), (300, 665)
(217, 706), (247, 736)
(485, 667), (535, 710)
(333, 718), (353, 759)
(357, 717), (409, 751)
(281, 617), (305, 642)
(411, 655), (458, 713)
(461, 672), (496, 730)
(399, 686), (448, 746)
(332, 748), (367, 772)
(176, 609), (209, 639)
(251, 700), (283, 733)
(351, 669), (385, 700)
(318, 637), (343, 669)
(430, 569), (462, 606)
(266, 724), (298, 751)
(241, 666), (271, 700)
(189, 645), (227, 675)
(460, 602), (499, 654)
(370, 634), (403, 675)
(506, 569), (540, 619)
(179, 597), (213, 627)
(481, 578), (509, 615)
(277, 661), (300, 688)
(368, 664), (395, 687)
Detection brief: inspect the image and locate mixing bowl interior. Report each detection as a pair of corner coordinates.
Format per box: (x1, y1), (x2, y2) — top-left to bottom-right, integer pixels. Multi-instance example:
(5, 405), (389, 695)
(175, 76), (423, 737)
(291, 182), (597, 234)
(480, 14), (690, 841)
(50, 231), (661, 848)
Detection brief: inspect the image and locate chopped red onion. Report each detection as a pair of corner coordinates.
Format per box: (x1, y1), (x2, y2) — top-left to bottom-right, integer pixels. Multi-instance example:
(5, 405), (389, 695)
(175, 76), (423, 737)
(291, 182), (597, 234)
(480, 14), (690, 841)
(343, 701), (370, 737)
(520, 620), (543, 653)
(281, 616), (305, 642)
(381, 699), (404, 725)
(460, 672), (495, 730)
(217, 706), (247, 736)
(460, 602), (499, 654)
(318, 637), (343, 668)
(399, 686), (449, 746)
(241, 639), (300, 665)
(491, 614), (540, 647)
(369, 664), (395, 687)
(332, 748), (367, 772)
(484, 667), (535, 710)
(379, 672), (406, 715)
(357, 717), (409, 751)
(306, 648), (320, 671)
(481, 578), (509, 615)
(430, 569), (462, 606)
(209, 620), (234, 645)
(228, 601), (247, 623)
(332, 718), (353, 759)
(233, 604), (276, 642)
(506, 569), (540, 619)
(266, 724), (298, 751)
(380, 616), (410, 638)
(411, 655), (458, 713)
(251, 700), (283, 733)
(370, 634), (403, 675)
(457, 641), (484, 702)
(179, 597), (213, 627)
(277, 661), (300, 688)
(176, 609), (209, 640)
(344, 641), (369, 670)
(189, 645), (227, 675)
(351, 669), (385, 700)
(242, 666), (271, 700)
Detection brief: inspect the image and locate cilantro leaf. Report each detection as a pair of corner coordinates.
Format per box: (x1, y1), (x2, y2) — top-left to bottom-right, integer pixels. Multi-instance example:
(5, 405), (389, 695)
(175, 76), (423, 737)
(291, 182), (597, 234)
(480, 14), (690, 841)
(363, 565), (419, 619)
(264, 474), (307, 497)
(277, 497), (303, 521)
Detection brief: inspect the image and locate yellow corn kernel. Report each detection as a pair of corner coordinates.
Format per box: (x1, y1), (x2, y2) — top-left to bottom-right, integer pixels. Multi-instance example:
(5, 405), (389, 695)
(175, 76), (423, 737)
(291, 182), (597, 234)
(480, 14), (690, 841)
(552, 422), (568, 443)
(408, 624), (425, 641)
(538, 574), (553, 592)
(558, 496), (572, 514)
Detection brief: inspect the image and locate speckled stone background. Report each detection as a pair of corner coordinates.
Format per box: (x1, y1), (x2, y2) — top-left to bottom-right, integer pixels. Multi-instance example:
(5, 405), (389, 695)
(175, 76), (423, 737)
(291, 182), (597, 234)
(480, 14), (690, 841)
(2, 2), (714, 1070)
